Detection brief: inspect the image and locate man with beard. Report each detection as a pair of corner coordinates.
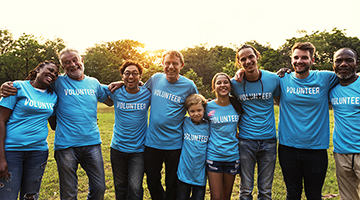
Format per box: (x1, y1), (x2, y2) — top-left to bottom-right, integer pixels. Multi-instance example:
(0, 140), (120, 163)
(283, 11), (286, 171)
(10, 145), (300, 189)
(276, 42), (338, 199)
(329, 48), (360, 200)
(1, 48), (113, 200)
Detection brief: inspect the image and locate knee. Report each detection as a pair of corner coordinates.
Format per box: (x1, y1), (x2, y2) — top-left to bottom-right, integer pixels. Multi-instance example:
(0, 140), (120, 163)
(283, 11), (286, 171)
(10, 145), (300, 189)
(23, 193), (38, 200)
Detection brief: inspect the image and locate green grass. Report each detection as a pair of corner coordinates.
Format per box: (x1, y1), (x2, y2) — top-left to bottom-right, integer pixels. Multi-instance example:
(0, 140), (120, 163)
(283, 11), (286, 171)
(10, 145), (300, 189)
(39, 104), (339, 199)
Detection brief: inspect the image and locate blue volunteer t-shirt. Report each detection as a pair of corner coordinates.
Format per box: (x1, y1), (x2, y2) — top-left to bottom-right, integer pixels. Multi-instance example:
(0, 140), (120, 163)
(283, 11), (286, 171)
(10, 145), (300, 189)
(231, 70), (280, 140)
(330, 78), (360, 154)
(206, 100), (240, 162)
(177, 117), (210, 186)
(278, 71), (338, 149)
(52, 75), (108, 150)
(0, 80), (57, 151)
(104, 86), (151, 153)
(144, 73), (198, 150)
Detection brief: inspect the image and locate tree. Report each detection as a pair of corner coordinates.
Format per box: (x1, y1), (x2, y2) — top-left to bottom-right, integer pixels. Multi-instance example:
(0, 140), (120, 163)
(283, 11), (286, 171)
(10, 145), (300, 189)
(183, 68), (213, 99)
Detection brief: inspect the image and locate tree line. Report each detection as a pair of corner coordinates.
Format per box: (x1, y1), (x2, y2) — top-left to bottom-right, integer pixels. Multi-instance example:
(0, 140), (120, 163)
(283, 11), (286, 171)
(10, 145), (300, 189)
(1, 28), (359, 99)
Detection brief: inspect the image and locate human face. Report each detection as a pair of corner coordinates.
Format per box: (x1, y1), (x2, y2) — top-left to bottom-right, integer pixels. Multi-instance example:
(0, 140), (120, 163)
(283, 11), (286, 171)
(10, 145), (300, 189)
(188, 103), (205, 124)
(60, 52), (85, 80)
(35, 63), (59, 89)
(122, 65), (141, 93)
(237, 48), (259, 73)
(333, 49), (358, 79)
(214, 75), (231, 97)
(162, 54), (184, 83)
(291, 49), (314, 74)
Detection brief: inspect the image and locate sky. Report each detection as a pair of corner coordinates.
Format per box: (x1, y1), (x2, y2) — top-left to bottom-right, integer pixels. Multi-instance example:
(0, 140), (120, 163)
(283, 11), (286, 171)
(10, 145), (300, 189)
(1, 0), (359, 54)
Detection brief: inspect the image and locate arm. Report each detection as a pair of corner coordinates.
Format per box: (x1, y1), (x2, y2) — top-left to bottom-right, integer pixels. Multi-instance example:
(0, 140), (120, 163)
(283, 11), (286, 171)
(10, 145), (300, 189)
(0, 106), (12, 179)
(274, 96), (280, 106)
(0, 82), (17, 97)
(103, 97), (114, 106)
(108, 81), (125, 94)
(234, 68), (245, 83)
(276, 68), (292, 78)
(48, 116), (57, 131)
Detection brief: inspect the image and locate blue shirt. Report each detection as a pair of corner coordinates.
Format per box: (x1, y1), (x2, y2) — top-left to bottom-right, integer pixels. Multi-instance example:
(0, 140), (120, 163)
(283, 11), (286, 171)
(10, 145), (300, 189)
(177, 117), (210, 186)
(105, 86), (151, 153)
(231, 70), (280, 140)
(206, 100), (240, 162)
(0, 80), (57, 151)
(144, 73), (198, 150)
(330, 78), (360, 154)
(278, 71), (338, 149)
(52, 75), (108, 150)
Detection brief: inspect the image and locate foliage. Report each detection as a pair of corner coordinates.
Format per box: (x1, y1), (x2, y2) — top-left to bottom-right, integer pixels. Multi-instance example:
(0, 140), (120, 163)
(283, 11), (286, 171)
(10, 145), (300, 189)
(183, 68), (213, 99)
(0, 29), (65, 84)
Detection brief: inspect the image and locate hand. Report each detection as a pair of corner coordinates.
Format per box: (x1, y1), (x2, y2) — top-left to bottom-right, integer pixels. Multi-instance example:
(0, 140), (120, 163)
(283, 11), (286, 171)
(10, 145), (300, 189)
(1, 81), (17, 97)
(277, 68), (292, 78)
(0, 159), (10, 179)
(108, 81), (124, 93)
(234, 68), (245, 83)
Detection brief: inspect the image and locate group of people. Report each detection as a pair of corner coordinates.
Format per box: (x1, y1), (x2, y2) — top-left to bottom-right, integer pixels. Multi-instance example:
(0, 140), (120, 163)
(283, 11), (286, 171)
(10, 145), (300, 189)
(0, 41), (358, 200)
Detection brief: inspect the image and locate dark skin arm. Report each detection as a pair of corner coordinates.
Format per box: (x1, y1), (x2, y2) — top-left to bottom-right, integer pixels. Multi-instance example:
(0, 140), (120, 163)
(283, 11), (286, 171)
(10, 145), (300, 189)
(274, 96), (280, 106)
(103, 97), (114, 107)
(0, 106), (12, 179)
(0, 82), (17, 97)
(48, 116), (57, 131)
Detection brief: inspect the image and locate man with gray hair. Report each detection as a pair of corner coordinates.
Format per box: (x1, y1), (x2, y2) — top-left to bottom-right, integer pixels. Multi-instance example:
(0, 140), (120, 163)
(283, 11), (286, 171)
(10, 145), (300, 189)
(330, 48), (360, 200)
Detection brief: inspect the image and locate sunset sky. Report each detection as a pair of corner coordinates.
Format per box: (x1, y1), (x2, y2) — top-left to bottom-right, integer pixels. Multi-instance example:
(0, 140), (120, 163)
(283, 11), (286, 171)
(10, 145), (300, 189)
(1, 0), (359, 53)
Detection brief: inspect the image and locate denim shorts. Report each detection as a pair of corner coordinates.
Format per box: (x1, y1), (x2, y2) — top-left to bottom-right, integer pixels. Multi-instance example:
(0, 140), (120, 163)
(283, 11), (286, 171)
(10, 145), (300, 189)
(206, 159), (240, 175)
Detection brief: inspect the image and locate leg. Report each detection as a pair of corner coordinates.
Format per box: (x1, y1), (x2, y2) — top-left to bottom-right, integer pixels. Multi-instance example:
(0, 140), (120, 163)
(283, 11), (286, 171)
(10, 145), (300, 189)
(145, 147), (165, 200)
(176, 179), (191, 200)
(207, 171), (224, 200)
(278, 144), (303, 200)
(79, 145), (106, 200)
(127, 152), (145, 200)
(55, 148), (80, 200)
(222, 173), (236, 200)
(257, 139), (277, 200)
(334, 153), (360, 200)
(111, 148), (129, 200)
(20, 150), (48, 200)
(302, 149), (327, 200)
(190, 185), (206, 200)
(0, 151), (24, 200)
(239, 139), (257, 200)
(164, 149), (181, 200)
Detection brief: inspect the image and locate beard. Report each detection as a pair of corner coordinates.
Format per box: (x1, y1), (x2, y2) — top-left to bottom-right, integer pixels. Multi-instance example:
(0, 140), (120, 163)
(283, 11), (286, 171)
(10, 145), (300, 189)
(293, 62), (310, 74)
(336, 70), (356, 80)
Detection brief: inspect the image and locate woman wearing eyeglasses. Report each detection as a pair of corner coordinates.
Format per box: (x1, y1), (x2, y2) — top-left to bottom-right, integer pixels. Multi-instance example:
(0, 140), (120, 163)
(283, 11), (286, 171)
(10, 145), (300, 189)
(103, 60), (151, 200)
(206, 73), (243, 200)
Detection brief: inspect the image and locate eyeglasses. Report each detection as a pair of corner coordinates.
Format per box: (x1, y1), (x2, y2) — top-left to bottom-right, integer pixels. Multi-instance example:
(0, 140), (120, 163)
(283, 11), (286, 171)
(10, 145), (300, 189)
(243, 70), (263, 100)
(123, 72), (139, 77)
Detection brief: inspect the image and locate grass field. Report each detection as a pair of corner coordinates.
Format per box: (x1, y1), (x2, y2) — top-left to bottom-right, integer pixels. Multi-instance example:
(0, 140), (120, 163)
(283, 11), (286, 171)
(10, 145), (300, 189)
(39, 104), (339, 199)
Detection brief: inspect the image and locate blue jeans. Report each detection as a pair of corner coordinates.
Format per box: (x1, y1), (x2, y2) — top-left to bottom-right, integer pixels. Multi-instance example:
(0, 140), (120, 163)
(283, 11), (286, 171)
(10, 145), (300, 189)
(278, 144), (328, 200)
(239, 138), (277, 200)
(176, 179), (205, 200)
(54, 144), (106, 200)
(110, 148), (144, 200)
(0, 150), (48, 200)
(145, 146), (181, 200)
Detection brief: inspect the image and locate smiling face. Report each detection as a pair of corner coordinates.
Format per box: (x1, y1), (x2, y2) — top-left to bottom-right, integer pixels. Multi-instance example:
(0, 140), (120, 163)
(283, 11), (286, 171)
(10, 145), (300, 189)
(162, 54), (184, 83)
(237, 47), (259, 73)
(34, 63), (59, 89)
(122, 65), (141, 93)
(188, 103), (205, 124)
(60, 51), (85, 80)
(213, 74), (231, 97)
(292, 49), (314, 75)
(333, 49), (358, 80)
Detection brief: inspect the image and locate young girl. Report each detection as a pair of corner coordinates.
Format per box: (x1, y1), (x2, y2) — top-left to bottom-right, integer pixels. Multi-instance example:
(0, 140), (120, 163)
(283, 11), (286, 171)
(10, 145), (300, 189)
(177, 94), (210, 200)
(206, 73), (243, 200)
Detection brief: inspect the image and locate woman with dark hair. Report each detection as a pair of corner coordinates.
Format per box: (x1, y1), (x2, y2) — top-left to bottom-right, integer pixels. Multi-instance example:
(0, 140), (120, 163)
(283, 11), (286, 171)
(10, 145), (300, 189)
(0, 60), (59, 199)
(206, 72), (242, 200)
